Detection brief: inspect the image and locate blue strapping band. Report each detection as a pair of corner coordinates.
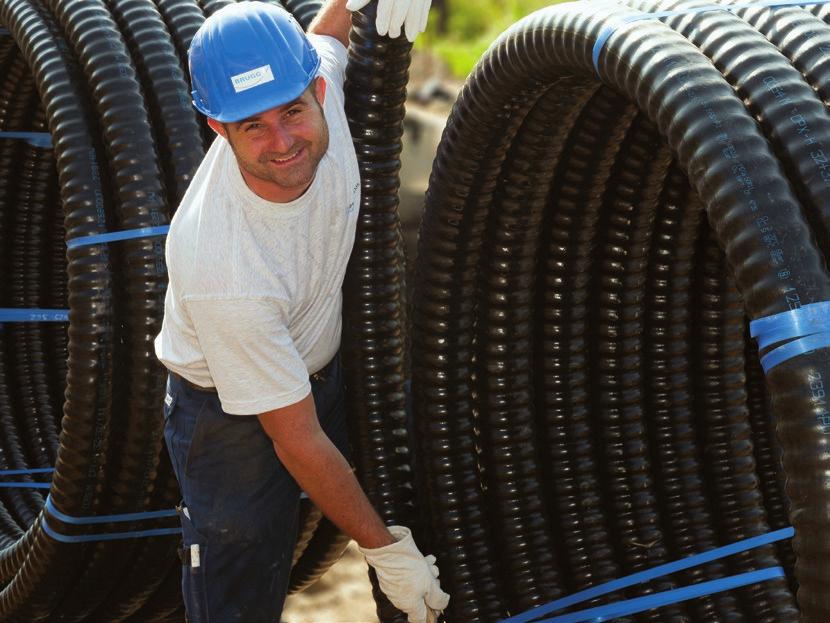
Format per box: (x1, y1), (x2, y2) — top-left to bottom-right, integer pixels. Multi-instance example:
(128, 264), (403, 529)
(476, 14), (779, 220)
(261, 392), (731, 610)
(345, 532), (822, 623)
(41, 518), (182, 543)
(592, 0), (830, 73)
(0, 131), (52, 148)
(0, 308), (69, 322)
(749, 301), (830, 372)
(759, 331), (830, 372)
(1, 226), (168, 325)
(66, 225), (169, 249)
(42, 495), (181, 543)
(750, 301), (830, 349)
(536, 567), (784, 623)
(499, 526), (793, 623)
(0, 468), (55, 475)
(0, 468), (53, 489)
(45, 495), (178, 524)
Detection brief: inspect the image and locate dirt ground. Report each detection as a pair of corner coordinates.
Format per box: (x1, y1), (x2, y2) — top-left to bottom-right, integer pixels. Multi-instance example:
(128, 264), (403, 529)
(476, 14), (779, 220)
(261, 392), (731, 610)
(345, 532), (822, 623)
(282, 542), (380, 623)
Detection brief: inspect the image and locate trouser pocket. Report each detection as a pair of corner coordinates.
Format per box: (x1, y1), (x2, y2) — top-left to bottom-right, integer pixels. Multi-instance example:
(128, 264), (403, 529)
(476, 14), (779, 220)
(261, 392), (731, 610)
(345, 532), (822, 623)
(166, 373), (304, 621)
(163, 375), (209, 494)
(177, 505), (209, 623)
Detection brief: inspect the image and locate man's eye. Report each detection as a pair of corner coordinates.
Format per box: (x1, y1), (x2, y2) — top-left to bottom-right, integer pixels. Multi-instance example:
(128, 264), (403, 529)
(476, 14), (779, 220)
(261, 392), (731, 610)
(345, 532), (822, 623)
(286, 108), (303, 117)
(244, 123), (262, 132)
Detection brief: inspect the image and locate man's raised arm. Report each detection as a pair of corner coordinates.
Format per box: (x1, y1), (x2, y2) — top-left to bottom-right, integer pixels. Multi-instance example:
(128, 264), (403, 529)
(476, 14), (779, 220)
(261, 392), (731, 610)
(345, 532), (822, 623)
(308, 0), (353, 47)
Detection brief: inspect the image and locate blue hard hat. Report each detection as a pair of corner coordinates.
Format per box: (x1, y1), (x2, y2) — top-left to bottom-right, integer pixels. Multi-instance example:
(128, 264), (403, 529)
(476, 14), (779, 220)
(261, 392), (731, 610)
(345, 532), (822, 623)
(189, 1), (321, 123)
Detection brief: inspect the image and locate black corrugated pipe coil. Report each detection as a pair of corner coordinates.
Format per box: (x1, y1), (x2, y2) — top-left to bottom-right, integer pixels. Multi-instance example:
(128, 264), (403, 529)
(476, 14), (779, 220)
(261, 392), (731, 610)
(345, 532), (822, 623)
(0, 0), (414, 620)
(410, 1), (830, 622)
(9, 0), (829, 621)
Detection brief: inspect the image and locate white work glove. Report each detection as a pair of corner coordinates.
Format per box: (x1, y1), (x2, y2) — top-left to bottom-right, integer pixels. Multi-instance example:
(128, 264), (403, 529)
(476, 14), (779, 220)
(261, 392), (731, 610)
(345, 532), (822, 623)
(346, 0), (431, 42)
(359, 526), (450, 623)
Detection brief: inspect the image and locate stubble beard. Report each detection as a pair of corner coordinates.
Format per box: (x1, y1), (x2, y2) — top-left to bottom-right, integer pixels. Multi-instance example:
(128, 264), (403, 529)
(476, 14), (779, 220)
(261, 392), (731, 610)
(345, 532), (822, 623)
(234, 123), (329, 193)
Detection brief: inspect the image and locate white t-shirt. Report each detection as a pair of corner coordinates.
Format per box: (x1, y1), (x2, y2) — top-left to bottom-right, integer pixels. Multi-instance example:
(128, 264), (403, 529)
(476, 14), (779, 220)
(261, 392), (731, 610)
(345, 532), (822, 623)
(154, 35), (360, 416)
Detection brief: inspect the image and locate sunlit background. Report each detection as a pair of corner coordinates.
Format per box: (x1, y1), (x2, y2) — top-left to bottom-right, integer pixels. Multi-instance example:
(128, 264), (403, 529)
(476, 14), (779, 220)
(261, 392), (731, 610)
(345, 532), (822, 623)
(420, 0), (565, 77)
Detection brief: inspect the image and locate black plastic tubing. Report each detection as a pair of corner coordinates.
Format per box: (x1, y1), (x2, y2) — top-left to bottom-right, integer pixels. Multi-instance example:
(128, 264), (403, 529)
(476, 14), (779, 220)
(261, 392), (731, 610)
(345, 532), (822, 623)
(411, 1), (830, 621)
(0, 0), (414, 619)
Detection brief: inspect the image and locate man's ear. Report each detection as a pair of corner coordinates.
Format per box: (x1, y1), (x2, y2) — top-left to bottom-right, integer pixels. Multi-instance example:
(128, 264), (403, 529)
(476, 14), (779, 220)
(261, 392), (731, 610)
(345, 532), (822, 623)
(314, 77), (327, 107)
(206, 117), (227, 138)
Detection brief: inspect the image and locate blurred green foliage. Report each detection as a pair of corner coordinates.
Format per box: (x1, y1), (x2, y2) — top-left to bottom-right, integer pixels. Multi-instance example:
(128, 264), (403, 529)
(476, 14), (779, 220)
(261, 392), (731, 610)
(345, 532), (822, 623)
(419, 0), (567, 77)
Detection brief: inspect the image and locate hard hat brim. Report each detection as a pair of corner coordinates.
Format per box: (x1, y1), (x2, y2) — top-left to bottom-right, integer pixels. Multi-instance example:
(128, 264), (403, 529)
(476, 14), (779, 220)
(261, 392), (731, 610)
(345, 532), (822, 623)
(192, 66), (320, 123)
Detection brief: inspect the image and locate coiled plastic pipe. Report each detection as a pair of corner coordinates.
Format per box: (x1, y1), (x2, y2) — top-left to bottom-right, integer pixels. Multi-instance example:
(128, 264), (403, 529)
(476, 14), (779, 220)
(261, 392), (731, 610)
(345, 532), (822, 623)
(0, 0), (414, 619)
(342, 3), (414, 621)
(411, 1), (830, 621)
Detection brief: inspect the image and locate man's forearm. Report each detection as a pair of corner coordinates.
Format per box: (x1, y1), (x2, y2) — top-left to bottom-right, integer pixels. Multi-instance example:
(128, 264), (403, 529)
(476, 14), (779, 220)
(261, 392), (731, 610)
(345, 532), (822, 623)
(308, 0), (352, 47)
(259, 395), (450, 622)
(257, 394), (394, 549)
(277, 428), (394, 548)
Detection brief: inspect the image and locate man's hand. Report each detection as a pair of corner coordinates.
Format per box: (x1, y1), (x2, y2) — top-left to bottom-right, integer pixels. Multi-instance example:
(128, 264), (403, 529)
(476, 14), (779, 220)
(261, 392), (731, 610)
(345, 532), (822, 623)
(346, 0), (431, 42)
(359, 526), (450, 623)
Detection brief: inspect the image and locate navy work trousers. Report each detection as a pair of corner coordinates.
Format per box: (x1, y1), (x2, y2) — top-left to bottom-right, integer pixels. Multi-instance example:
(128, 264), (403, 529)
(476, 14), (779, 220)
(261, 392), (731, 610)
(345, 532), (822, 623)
(162, 355), (349, 623)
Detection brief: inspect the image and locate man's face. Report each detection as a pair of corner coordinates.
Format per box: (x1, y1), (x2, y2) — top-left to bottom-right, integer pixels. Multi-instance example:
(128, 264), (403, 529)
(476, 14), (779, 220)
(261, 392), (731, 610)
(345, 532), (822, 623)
(209, 77), (329, 203)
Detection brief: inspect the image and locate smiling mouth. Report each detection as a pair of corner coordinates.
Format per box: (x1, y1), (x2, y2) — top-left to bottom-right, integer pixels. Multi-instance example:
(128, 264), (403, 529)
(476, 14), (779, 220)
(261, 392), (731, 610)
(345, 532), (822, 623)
(268, 148), (304, 166)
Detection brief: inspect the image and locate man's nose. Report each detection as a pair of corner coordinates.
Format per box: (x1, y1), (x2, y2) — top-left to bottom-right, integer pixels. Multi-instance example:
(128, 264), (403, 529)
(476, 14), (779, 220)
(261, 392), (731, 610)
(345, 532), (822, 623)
(269, 124), (294, 153)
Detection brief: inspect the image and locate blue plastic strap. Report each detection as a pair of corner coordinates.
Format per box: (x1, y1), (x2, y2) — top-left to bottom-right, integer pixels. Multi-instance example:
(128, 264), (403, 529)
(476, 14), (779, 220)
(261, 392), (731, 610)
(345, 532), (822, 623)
(749, 301), (830, 372)
(0, 131), (52, 148)
(760, 331), (830, 372)
(499, 526), (793, 623)
(45, 495), (178, 525)
(41, 518), (182, 543)
(66, 225), (169, 249)
(2, 226), (168, 325)
(0, 468), (54, 488)
(42, 496), (181, 543)
(750, 301), (830, 348)
(0, 308), (69, 322)
(592, 0), (830, 73)
(536, 567), (785, 623)
(0, 468), (54, 475)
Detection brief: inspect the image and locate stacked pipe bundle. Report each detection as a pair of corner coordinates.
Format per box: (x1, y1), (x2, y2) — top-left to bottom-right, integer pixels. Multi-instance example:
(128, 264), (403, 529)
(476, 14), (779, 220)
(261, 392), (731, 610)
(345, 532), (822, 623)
(0, 0), (418, 619)
(341, 4), (414, 621)
(410, 1), (830, 621)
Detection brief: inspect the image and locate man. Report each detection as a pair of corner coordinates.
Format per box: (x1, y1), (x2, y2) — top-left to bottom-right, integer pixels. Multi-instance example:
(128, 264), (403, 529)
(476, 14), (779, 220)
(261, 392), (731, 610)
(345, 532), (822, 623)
(153, 1), (448, 621)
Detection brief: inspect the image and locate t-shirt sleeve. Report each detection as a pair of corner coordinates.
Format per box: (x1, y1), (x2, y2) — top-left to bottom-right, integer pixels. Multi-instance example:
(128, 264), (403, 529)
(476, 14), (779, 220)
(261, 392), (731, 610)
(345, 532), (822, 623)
(184, 297), (311, 415)
(307, 34), (348, 92)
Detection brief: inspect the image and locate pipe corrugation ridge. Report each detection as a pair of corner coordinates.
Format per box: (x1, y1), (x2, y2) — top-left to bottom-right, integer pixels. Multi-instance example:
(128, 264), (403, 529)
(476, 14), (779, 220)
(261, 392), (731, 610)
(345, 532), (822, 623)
(289, 516), (353, 593)
(152, 0), (213, 145)
(342, 4), (415, 621)
(30, 0), (170, 618)
(645, 163), (742, 621)
(587, 104), (688, 621)
(0, 45), (46, 535)
(691, 223), (796, 620)
(533, 84), (638, 618)
(196, 0), (232, 18)
(0, 0), (119, 617)
(742, 327), (796, 590)
(106, 0), (206, 205)
(153, 0), (204, 71)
